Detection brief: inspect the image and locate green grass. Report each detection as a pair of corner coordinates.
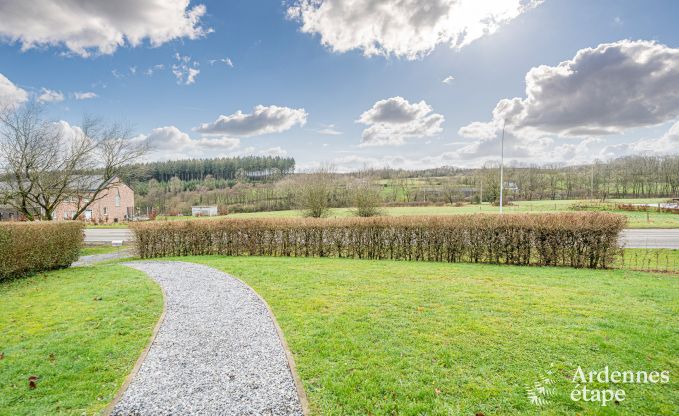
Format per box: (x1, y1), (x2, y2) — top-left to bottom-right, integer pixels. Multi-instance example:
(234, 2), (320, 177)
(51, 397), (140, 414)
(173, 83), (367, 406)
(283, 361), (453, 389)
(619, 248), (679, 273)
(155, 199), (679, 229)
(182, 256), (678, 415)
(0, 264), (162, 415)
(79, 245), (129, 256)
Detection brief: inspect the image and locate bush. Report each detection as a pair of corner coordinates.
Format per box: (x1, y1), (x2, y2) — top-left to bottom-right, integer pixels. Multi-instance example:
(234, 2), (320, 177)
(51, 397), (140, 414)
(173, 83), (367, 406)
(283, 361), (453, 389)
(0, 222), (83, 280)
(351, 180), (383, 217)
(616, 203), (679, 214)
(132, 212), (626, 269)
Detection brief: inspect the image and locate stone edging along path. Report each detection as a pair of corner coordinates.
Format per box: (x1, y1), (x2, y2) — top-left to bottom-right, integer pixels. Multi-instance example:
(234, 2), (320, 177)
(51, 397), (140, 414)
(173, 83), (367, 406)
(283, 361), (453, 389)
(104, 261), (309, 416)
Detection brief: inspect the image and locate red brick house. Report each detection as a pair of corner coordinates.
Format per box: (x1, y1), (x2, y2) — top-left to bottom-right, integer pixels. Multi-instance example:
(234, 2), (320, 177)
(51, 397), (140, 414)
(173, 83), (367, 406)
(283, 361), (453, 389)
(54, 176), (135, 223)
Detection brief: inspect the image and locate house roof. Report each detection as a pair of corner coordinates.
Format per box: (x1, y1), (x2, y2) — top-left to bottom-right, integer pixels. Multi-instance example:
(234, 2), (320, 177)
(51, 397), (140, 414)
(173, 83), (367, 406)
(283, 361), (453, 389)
(0, 175), (120, 193)
(76, 175), (117, 192)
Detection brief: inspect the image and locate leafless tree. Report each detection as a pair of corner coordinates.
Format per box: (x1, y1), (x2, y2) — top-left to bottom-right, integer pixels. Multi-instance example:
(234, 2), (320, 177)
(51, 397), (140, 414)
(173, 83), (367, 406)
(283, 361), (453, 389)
(295, 165), (336, 218)
(441, 179), (464, 204)
(0, 103), (147, 220)
(350, 173), (383, 217)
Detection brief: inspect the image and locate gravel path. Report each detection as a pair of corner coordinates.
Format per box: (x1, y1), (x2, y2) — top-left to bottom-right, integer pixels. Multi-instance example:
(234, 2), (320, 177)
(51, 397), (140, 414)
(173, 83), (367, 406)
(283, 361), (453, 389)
(110, 261), (305, 416)
(72, 249), (132, 266)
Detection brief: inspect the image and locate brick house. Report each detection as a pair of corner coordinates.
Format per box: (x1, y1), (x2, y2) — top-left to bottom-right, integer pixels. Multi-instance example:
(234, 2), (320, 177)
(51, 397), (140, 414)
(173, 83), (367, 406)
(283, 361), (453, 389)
(0, 205), (20, 221)
(54, 176), (135, 223)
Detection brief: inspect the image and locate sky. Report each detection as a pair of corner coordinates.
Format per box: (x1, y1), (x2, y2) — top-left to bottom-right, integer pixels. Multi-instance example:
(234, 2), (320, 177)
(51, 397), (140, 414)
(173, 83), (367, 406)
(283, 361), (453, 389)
(1, 0), (679, 171)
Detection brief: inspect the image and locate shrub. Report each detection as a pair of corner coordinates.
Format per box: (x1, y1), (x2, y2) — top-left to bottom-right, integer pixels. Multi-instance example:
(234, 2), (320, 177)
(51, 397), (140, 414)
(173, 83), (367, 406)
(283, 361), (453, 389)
(616, 203), (679, 214)
(294, 167), (336, 218)
(351, 180), (383, 217)
(570, 201), (615, 211)
(132, 212), (626, 269)
(0, 222), (83, 280)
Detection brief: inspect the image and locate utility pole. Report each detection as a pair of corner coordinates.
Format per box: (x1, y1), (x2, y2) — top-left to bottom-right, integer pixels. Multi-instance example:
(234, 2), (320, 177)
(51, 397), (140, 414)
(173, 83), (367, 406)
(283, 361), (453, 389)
(590, 162), (594, 200)
(480, 178), (483, 207)
(500, 119), (505, 214)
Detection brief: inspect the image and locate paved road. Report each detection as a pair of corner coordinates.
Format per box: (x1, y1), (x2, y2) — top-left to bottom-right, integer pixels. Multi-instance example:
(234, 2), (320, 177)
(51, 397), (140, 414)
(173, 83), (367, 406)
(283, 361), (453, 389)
(85, 228), (679, 249)
(620, 229), (679, 249)
(84, 228), (134, 243)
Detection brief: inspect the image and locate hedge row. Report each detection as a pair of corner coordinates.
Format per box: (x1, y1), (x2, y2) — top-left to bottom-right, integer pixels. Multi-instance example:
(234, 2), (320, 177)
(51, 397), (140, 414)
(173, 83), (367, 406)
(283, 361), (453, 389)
(617, 203), (679, 214)
(132, 213), (626, 269)
(0, 222), (83, 280)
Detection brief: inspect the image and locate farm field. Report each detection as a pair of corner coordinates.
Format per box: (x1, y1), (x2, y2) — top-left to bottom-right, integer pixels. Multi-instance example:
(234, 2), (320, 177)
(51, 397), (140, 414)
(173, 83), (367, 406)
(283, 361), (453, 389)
(179, 256), (678, 415)
(149, 198), (679, 229)
(0, 264), (162, 415)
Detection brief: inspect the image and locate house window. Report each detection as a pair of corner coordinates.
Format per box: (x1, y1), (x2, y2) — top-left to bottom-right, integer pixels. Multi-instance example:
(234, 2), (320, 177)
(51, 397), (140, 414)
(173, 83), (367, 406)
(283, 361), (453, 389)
(115, 190), (121, 207)
(103, 207), (108, 215)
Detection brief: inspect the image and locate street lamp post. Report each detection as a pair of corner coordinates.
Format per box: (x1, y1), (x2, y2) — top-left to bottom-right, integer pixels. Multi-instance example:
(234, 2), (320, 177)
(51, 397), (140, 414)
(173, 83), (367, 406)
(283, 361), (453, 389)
(499, 119), (505, 214)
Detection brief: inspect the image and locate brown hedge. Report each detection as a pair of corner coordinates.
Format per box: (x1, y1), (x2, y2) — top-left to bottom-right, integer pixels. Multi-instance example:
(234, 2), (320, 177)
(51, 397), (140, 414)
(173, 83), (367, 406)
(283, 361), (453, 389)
(132, 212), (626, 269)
(0, 222), (84, 280)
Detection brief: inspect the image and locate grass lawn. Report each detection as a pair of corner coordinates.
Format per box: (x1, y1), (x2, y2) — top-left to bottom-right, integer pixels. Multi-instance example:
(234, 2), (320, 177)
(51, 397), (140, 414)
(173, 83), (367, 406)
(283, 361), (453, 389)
(182, 256), (679, 415)
(619, 248), (679, 273)
(79, 245), (129, 256)
(156, 199), (679, 229)
(0, 264), (162, 415)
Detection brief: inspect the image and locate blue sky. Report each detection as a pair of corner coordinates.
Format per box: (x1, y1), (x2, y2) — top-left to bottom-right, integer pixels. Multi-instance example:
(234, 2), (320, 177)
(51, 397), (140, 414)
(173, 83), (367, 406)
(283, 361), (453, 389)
(1, 0), (679, 171)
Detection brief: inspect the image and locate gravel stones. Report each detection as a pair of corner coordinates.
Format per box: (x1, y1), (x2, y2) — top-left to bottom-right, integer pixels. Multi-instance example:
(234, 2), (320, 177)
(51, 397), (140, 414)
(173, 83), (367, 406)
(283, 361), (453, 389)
(72, 249), (132, 266)
(110, 261), (304, 416)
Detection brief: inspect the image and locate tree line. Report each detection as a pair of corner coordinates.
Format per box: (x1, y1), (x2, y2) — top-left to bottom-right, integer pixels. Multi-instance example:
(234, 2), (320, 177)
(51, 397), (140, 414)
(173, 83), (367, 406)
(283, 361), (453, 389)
(123, 156), (296, 183)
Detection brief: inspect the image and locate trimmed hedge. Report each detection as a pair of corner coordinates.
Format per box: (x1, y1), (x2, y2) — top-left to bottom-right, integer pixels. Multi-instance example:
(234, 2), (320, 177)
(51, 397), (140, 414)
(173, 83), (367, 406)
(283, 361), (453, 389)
(133, 212), (626, 269)
(0, 222), (84, 280)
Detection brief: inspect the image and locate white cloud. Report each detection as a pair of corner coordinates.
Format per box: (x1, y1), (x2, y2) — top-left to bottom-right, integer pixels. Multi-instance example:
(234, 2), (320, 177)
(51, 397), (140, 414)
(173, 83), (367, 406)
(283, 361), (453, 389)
(37, 88), (64, 103)
(145, 64), (165, 76)
(457, 40), (679, 163)
(0, 73), (28, 107)
(600, 121), (679, 158)
(209, 57), (234, 67)
(73, 91), (97, 100)
(462, 40), (679, 139)
(357, 96), (444, 146)
(134, 126), (241, 161)
(287, 0), (542, 60)
(299, 152), (466, 172)
(0, 0), (209, 57)
(442, 76), (455, 84)
(315, 124), (342, 135)
(172, 53), (200, 85)
(195, 105), (308, 137)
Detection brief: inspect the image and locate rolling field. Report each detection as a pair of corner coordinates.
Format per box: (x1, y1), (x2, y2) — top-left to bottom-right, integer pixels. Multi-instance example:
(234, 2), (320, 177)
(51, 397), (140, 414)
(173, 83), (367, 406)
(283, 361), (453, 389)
(152, 199), (679, 229)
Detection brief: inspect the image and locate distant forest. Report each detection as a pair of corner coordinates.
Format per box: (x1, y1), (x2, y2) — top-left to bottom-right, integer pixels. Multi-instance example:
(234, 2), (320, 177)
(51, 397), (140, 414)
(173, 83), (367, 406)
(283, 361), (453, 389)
(122, 156), (296, 183)
(121, 154), (679, 215)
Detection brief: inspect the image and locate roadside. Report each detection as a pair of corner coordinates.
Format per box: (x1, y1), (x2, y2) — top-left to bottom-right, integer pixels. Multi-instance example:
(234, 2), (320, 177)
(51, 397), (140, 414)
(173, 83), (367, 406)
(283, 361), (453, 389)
(84, 227), (679, 249)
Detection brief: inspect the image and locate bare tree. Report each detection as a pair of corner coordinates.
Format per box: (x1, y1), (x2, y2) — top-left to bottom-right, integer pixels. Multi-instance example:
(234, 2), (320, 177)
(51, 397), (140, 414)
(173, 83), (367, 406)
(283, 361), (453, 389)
(296, 165), (336, 218)
(350, 174), (383, 217)
(0, 104), (147, 220)
(441, 179), (463, 204)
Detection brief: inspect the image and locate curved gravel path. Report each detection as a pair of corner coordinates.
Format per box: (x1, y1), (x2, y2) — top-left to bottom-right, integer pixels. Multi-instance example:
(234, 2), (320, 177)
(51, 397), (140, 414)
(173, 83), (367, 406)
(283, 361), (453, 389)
(109, 261), (305, 416)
